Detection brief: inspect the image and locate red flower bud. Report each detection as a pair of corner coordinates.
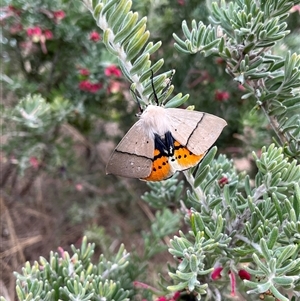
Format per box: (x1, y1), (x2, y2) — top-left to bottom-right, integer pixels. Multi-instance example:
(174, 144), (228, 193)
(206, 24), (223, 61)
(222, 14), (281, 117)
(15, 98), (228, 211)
(215, 90), (230, 102)
(27, 26), (42, 37)
(156, 297), (167, 301)
(211, 266), (223, 280)
(238, 269), (251, 280)
(107, 80), (121, 94)
(79, 68), (90, 76)
(218, 176), (229, 187)
(172, 291), (181, 300)
(29, 157), (39, 169)
(89, 31), (101, 42)
(104, 65), (122, 77)
(79, 80), (103, 93)
(53, 10), (66, 21)
(215, 57), (224, 65)
(44, 29), (53, 40)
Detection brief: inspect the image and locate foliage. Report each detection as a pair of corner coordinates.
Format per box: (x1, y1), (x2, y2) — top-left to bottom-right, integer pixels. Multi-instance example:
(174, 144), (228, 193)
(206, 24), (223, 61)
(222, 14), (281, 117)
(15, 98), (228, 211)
(13, 237), (130, 301)
(173, 0), (300, 160)
(1, 0), (300, 301)
(166, 144), (300, 300)
(84, 0), (188, 107)
(7, 209), (181, 301)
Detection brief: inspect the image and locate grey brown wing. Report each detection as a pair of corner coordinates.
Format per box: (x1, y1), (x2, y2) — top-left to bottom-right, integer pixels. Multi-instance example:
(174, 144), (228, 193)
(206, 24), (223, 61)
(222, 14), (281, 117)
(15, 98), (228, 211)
(166, 108), (227, 155)
(106, 121), (154, 178)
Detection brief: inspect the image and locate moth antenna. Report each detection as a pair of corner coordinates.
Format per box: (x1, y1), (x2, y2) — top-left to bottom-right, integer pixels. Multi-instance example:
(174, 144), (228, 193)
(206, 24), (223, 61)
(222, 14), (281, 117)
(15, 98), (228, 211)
(150, 70), (159, 105)
(130, 88), (143, 113)
(149, 70), (174, 104)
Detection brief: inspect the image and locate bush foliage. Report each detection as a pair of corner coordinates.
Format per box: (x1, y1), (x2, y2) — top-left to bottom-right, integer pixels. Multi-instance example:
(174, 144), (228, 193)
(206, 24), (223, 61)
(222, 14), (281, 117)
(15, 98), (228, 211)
(1, 0), (300, 301)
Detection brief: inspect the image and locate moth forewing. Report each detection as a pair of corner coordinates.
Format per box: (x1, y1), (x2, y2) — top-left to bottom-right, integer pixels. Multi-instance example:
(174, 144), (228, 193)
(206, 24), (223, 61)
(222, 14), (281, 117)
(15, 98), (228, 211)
(106, 121), (154, 178)
(166, 108), (205, 147)
(186, 113), (227, 155)
(106, 152), (153, 178)
(166, 108), (227, 155)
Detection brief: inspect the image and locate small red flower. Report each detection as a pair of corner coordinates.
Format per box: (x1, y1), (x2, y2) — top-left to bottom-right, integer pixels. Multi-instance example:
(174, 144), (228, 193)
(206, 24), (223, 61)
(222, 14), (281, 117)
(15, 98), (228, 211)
(238, 269), (251, 280)
(27, 26), (42, 37)
(178, 0), (185, 5)
(89, 31), (101, 42)
(156, 297), (167, 301)
(218, 176), (229, 187)
(155, 291), (180, 301)
(107, 80), (121, 94)
(79, 80), (91, 91)
(53, 10), (66, 21)
(290, 5), (300, 13)
(105, 65), (122, 77)
(171, 291), (180, 301)
(215, 90), (230, 102)
(79, 80), (103, 93)
(79, 68), (90, 76)
(75, 183), (83, 191)
(90, 82), (103, 93)
(238, 84), (246, 91)
(215, 57), (224, 65)
(44, 29), (53, 40)
(211, 266), (223, 280)
(29, 157), (39, 169)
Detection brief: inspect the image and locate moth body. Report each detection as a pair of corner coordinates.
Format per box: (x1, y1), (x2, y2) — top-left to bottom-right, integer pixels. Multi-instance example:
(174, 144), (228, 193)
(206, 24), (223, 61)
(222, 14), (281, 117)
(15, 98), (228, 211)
(139, 105), (171, 139)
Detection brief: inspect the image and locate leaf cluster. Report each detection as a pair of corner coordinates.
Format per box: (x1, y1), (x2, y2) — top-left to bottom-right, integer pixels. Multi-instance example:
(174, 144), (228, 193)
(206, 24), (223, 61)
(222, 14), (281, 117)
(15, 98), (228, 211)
(173, 0), (300, 160)
(85, 0), (189, 107)
(164, 144), (300, 300)
(11, 237), (130, 301)
(1, 94), (74, 175)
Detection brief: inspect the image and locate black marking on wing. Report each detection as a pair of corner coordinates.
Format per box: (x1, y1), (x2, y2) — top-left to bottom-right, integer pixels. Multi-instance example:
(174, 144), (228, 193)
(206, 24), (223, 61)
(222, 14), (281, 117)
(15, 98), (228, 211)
(185, 113), (206, 147)
(115, 149), (152, 160)
(152, 132), (175, 160)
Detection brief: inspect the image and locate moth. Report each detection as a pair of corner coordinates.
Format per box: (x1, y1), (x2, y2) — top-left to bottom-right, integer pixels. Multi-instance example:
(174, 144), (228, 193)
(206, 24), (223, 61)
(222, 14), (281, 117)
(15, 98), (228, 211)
(106, 103), (227, 181)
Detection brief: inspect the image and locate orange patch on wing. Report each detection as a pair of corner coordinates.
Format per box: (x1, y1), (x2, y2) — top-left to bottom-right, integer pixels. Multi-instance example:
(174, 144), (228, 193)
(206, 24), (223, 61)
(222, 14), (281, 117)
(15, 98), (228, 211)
(173, 141), (204, 169)
(143, 142), (205, 181)
(143, 149), (172, 181)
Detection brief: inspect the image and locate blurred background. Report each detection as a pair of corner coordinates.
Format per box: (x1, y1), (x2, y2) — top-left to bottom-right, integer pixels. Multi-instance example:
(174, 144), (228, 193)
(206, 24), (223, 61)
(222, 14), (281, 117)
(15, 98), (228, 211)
(1, 0), (300, 299)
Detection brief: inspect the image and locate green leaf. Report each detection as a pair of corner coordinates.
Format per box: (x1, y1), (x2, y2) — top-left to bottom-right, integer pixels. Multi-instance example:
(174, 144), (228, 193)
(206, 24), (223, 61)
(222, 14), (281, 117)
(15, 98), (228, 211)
(276, 245), (297, 267)
(194, 165), (210, 188)
(182, 20), (192, 39)
(126, 30), (150, 61)
(108, 0), (131, 32)
(140, 59), (164, 82)
(164, 93), (189, 108)
(269, 286), (289, 301)
(103, 29), (119, 55)
(130, 53), (150, 75)
(113, 12), (139, 43)
(259, 239), (272, 262)
(189, 255), (198, 273)
(167, 282), (188, 292)
(218, 36), (225, 52)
